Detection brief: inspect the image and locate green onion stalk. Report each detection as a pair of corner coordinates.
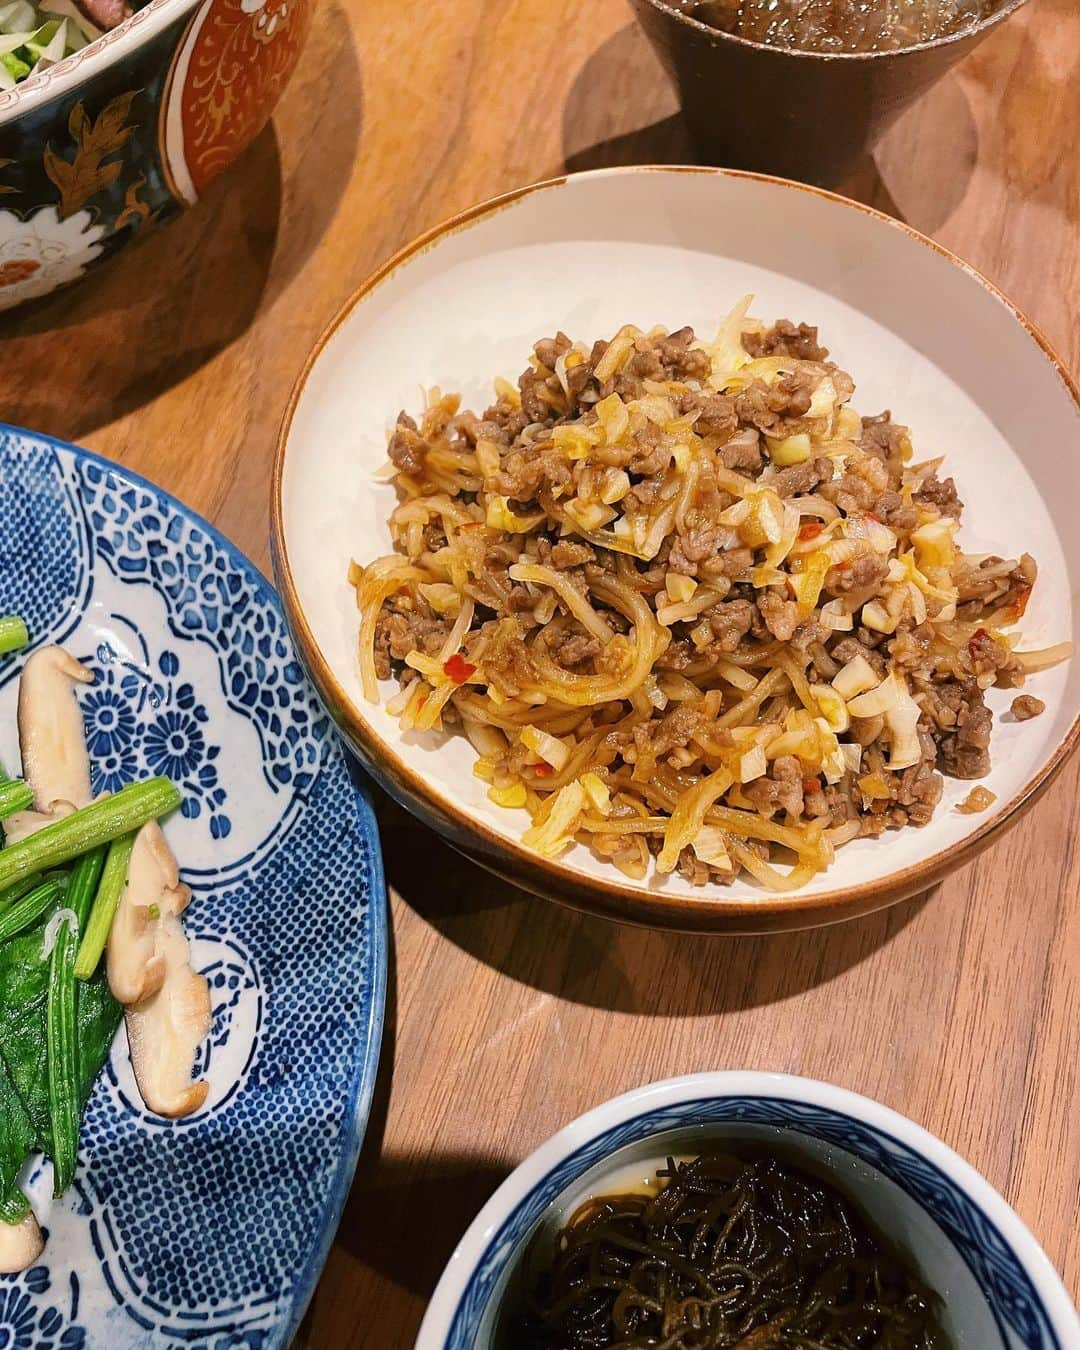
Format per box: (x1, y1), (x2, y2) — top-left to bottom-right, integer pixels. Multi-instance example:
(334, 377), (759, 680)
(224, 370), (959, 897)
(0, 777), (179, 894)
(0, 615), (28, 656)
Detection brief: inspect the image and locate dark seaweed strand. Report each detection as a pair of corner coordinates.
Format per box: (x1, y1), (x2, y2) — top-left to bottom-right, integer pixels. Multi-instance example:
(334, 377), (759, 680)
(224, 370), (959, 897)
(510, 1152), (949, 1349)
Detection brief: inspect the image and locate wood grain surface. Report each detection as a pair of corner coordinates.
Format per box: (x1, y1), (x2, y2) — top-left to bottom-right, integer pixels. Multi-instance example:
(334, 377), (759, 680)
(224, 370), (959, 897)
(4, 0), (1078, 1344)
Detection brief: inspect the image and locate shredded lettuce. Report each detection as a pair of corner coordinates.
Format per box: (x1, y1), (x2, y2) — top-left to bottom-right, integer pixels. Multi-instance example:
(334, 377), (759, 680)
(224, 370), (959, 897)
(0, 0), (99, 88)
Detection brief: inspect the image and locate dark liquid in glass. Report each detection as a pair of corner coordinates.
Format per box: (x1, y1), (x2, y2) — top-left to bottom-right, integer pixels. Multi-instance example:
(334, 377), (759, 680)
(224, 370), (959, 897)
(674, 0), (1002, 52)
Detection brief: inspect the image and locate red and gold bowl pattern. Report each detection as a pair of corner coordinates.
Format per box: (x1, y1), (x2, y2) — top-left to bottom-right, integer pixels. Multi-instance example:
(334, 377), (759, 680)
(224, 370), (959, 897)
(0, 0), (313, 313)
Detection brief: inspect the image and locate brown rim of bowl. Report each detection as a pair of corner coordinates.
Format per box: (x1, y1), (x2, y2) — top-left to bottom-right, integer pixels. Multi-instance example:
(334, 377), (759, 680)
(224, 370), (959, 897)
(638, 0), (1030, 61)
(271, 164), (1080, 933)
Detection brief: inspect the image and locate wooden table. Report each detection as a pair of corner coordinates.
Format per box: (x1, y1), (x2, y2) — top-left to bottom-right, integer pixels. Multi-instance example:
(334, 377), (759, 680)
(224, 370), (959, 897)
(5, 0), (1078, 1343)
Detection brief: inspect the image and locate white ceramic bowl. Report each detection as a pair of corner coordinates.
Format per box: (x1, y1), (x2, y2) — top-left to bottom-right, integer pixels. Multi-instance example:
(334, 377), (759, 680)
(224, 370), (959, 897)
(414, 1071), (1080, 1350)
(272, 166), (1080, 933)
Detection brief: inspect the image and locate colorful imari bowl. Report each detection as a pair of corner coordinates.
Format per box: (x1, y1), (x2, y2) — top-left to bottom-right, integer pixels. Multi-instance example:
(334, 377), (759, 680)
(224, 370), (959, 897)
(0, 0), (313, 314)
(0, 424), (387, 1347)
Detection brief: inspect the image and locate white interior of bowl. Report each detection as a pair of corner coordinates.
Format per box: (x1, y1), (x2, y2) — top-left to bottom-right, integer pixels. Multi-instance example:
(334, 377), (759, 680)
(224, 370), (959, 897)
(479, 1123), (1001, 1348)
(281, 168), (1079, 903)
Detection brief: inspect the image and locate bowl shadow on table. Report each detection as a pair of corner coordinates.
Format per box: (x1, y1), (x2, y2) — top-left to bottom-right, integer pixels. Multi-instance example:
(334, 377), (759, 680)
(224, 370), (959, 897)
(561, 22), (981, 238)
(377, 794), (936, 1019)
(0, 0), (362, 442)
(296, 886), (513, 1350)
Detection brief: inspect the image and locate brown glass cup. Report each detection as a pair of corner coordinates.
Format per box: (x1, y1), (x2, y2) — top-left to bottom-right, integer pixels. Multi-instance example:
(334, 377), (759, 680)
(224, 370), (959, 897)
(627, 0), (1029, 186)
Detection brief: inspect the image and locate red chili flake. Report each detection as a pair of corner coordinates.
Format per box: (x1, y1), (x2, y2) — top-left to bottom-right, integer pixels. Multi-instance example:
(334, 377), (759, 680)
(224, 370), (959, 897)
(1008, 584), (1033, 621)
(532, 762), (554, 779)
(802, 777), (822, 796)
(864, 511), (880, 523)
(443, 653), (477, 685)
(798, 522), (824, 542)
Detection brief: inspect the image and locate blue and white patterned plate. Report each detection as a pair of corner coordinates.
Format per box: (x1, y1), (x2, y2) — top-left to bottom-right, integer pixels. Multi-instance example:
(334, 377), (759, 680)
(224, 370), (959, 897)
(0, 425), (387, 1349)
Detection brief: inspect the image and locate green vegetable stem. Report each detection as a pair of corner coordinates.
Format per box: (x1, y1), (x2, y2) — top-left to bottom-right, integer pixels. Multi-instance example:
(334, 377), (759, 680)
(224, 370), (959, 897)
(0, 878), (64, 943)
(0, 779), (32, 820)
(0, 777), (179, 894)
(74, 832), (136, 982)
(47, 912), (79, 1196)
(0, 616), (28, 656)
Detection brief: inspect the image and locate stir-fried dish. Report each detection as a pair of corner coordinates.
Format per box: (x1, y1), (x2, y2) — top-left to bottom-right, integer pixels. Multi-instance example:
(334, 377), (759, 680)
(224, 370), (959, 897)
(504, 1149), (949, 1348)
(352, 301), (1070, 891)
(0, 616), (211, 1273)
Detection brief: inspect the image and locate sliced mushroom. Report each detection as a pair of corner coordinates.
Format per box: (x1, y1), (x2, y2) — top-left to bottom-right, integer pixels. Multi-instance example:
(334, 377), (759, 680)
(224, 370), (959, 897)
(1, 806), (72, 844)
(107, 822), (192, 1006)
(0, 1210), (45, 1273)
(125, 914), (210, 1118)
(17, 647), (93, 814)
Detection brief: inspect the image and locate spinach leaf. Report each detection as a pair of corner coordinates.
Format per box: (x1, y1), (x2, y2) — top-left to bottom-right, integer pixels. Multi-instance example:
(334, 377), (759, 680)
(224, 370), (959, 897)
(0, 904), (122, 1184)
(0, 1051), (34, 1204)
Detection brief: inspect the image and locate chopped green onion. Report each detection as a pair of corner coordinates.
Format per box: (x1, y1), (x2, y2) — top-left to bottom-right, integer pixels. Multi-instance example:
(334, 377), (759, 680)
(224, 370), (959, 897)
(66, 845), (106, 931)
(0, 1190), (31, 1225)
(74, 832), (135, 982)
(0, 615), (28, 656)
(0, 877), (63, 942)
(0, 779), (32, 820)
(147, 902), (160, 920)
(0, 777), (180, 895)
(46, 910), (79, 1195)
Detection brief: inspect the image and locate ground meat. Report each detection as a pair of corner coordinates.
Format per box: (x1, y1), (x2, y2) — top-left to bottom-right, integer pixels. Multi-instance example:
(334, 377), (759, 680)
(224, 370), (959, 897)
(963, 626), (1013, 679)
(808, 642), (839, 681)
(677, 846), (710, 887)
(935, 680), (993, 778)
(547, 629), (601, 669)
(735, 370), (816, 436)
(830, 637), (887, 677)
(1011, 694), (1045, 721)
(913, 471), (963, 518)
(706, 598), (755, 652)
(656, 327), (711, 381)
(872, 489), (918, 531)
(533, 333), (572, 370)
(687, 392), (739, 441)
(744, 756), (804, 817)
(859, 412), (909, 470)
(631, 704), (705, 759)
(706, 547), (754, 582)
(956, 555), (1035, 621)
(742, 320), (828, 363)
(718, 430), (763, 472)
(497, 447), (572, 501)
(894, 747), (944, 824)
(669, 523), (724, 572)
(548, 540), (595, 569)
(387, 413), (428, 475)
(755, 591), (800, 642)
(769, 455), (833, 498)
(827, 551), (889, 594)
(373, 601), (449, 677)
(887, 624), (933, 673)
(819, 467), (879, 514)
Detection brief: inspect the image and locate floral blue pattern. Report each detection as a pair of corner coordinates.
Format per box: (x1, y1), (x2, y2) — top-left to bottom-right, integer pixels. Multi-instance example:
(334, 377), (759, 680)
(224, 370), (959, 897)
(80, 633), (232, 840)
(0, 426), (387, 1350)
(0, 1268), (83, 1350)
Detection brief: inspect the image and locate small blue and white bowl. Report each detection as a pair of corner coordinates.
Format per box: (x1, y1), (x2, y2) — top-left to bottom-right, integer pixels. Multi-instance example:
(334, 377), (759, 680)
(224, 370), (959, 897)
(416, 1072), (1080, 1350)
